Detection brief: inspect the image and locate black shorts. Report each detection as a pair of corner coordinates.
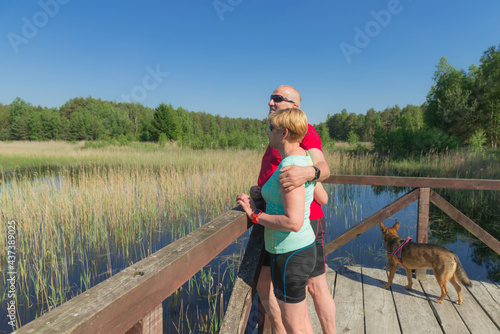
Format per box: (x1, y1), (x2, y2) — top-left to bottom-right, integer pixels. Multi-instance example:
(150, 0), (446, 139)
(310, 217), (326, 277)
(269, 243), (316, 303)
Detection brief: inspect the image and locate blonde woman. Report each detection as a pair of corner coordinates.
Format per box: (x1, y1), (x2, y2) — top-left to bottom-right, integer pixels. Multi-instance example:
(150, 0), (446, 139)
(237, 108), (317, 333)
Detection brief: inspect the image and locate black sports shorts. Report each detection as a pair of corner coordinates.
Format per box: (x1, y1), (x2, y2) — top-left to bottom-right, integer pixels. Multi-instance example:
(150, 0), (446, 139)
(309, 217), (326, 277)
(269, 242), (316, 303)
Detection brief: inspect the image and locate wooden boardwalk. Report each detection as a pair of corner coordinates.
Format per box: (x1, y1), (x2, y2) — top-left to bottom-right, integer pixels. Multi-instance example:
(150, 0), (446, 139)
(307, 266), (500, 334)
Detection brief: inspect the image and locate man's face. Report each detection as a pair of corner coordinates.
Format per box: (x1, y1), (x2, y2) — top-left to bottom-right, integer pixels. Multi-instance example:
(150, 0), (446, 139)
(268, 87), (297, 114)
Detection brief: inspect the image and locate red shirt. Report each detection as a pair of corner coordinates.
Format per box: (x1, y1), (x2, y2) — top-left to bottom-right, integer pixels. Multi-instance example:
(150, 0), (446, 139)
(257, 124), (324, 220)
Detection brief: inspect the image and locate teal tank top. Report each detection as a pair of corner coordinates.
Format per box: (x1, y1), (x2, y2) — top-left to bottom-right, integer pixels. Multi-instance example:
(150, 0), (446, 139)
(261, 153), (315, 254)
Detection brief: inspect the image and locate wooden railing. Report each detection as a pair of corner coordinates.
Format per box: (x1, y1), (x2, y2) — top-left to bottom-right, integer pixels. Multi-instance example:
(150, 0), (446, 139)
(13, 176), (500, 334)
(220, 176), (500, 333)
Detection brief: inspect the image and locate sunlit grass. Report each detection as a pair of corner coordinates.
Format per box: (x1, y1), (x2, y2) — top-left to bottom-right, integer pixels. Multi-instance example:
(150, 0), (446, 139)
(324, 147), (500, 179)
(0, 140), (498, 332)
(0, 141), (262, 329)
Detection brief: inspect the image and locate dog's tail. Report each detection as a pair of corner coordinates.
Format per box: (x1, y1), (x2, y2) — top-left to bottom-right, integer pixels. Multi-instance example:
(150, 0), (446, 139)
(455, 254), (472, 287)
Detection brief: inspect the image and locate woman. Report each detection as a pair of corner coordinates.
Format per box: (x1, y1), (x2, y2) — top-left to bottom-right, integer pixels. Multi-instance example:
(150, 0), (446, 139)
(237, 108), (317, 333)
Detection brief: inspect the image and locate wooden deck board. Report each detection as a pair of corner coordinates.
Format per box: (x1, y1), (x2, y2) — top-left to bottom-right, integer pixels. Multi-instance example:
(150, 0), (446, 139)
(418, 276), (470, 334)
(361, 267), (400, 334)
(389, 269), (443, 333)
(304, 266), (500, 334)
(454, 281), (500, 333)
(334, 266), (365, 333)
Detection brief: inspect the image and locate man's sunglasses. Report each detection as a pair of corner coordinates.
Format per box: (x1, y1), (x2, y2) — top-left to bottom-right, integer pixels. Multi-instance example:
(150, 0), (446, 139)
(270, 95), (295, 104)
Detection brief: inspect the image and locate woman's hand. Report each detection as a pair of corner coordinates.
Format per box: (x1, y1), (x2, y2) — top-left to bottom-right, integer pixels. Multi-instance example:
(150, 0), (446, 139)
(236, 193), (255, 217)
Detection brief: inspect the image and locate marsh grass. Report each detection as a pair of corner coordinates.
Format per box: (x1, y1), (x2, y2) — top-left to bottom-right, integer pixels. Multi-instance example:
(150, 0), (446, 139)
(324, 147), (500, 179)
(0, 141), (498, 332)
(0, 141), (261, 331)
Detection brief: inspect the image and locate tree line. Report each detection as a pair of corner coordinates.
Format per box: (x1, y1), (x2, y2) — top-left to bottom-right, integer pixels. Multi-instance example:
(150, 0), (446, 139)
(1, 45), (498, 153)
(0, 97), (269, 149)
(321, 45), (500, 154)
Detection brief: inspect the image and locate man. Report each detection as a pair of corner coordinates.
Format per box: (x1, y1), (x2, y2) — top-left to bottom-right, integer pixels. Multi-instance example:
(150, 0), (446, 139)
(250, 85), (336, 333)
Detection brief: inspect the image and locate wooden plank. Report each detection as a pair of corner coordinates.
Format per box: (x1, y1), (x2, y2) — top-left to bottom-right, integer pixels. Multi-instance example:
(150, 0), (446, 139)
(417, 188), (430, 244)
(362, 267), (400, 334)
(389, 269), (442, 333)
(334, 266), (364, 332)
(430, 190), (500, 256)
(141, 303), (163, 334)
(220, 224), (265, 334)
(466, 281), (500, 330)
(126, 303), (162, 334)
(452, 281), (499, 333)
(324, 188), (419, 255)
(480, 280), (500, 304)
(416, 188), (430, 280)
(418, 277), (469, 334)
(334, 266), (365, 333)
(323, 175), (500, 191)
(15, 208), (249, 334)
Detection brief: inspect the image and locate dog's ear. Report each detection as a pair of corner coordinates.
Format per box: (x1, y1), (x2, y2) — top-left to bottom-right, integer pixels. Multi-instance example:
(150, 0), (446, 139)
(380, 222), (386, 232)
(393, 222), (399, 231)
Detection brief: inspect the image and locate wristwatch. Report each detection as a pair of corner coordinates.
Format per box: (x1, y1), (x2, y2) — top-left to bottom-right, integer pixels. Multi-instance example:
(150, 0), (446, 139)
(251, 209), (263, 224)
(312, 166), (321, 181)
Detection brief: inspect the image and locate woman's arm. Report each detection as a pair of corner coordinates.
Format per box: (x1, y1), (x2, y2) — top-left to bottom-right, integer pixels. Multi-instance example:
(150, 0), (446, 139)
(314, 182), (328, 205)
(237, 185), (305, 232)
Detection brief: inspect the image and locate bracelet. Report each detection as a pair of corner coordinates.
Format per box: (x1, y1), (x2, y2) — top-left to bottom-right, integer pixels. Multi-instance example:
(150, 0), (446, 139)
(251, 210), (263, 224)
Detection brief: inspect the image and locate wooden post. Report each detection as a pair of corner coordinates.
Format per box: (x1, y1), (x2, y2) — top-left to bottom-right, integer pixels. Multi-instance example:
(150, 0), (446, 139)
(416, 188), (430, 280)
(126, 303), (163, 334)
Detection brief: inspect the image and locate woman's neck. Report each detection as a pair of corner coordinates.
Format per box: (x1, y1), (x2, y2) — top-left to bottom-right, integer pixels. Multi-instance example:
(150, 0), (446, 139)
(279, 141), (302, 158)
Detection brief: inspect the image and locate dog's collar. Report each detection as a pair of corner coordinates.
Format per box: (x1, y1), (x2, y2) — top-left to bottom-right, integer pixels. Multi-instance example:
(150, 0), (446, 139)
(387, 237), (412, 268)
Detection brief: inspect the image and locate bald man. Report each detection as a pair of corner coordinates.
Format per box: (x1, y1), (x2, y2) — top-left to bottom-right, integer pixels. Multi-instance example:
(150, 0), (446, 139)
(250, 85), (336, 334)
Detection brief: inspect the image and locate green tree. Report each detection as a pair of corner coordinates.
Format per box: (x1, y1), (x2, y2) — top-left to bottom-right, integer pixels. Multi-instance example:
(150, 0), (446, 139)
(0, 103), (10, 140)
(476, 46), (500, 147)
(152, 103), (181, 141)
(397, 105), (424, 132)
(28, 111), (43, 141)
(10, 116), (30, 140)
(347, 129), (359, 144)
(425, 57), (478, 142)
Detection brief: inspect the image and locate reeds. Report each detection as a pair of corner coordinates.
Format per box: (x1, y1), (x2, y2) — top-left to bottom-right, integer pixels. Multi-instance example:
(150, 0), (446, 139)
(0, 141), (261, 327)
(324, 147), (500, 179)
(0, 141), (498, 332)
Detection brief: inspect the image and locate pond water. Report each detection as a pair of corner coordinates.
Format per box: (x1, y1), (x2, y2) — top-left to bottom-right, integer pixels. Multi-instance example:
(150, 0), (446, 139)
(1, 183), (498, 333)
(322, 184), (499, 282)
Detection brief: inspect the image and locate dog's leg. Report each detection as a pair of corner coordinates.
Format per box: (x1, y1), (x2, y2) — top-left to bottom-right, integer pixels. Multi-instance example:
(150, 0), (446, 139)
(435, 274), (448, 303)
(382, 261), (397, 289)
(450, 275), (463, 305)
(404, 268), (413, 290)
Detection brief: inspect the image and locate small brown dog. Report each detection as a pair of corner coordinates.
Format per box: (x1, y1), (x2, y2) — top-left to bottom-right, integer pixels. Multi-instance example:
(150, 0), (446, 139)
(380, 222), (472, 304)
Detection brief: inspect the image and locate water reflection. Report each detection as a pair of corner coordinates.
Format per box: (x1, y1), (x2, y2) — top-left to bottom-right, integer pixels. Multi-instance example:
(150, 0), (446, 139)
(323, 184), (500, 283)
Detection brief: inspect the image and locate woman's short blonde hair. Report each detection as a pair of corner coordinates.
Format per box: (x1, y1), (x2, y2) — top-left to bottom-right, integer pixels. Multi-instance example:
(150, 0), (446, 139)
(269, 108), (308, 143)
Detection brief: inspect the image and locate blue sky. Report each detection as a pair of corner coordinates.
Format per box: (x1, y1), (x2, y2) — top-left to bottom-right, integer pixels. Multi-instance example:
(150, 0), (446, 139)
(1, 0), (499, 125)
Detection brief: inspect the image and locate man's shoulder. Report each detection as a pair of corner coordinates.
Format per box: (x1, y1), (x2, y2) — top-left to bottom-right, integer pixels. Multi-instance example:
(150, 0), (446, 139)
(301, 124), (322, 150)
(307, 123), (318, 133)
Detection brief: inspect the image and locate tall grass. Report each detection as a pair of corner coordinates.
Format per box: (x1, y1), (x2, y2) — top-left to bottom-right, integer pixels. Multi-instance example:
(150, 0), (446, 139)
(0, 141), (262, 329)
(0, 141), (498, 332)
(325, 147), (500, 179)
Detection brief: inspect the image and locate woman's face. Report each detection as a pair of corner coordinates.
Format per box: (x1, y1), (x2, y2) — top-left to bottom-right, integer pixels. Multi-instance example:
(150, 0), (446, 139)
(268, 123), (283, 149)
